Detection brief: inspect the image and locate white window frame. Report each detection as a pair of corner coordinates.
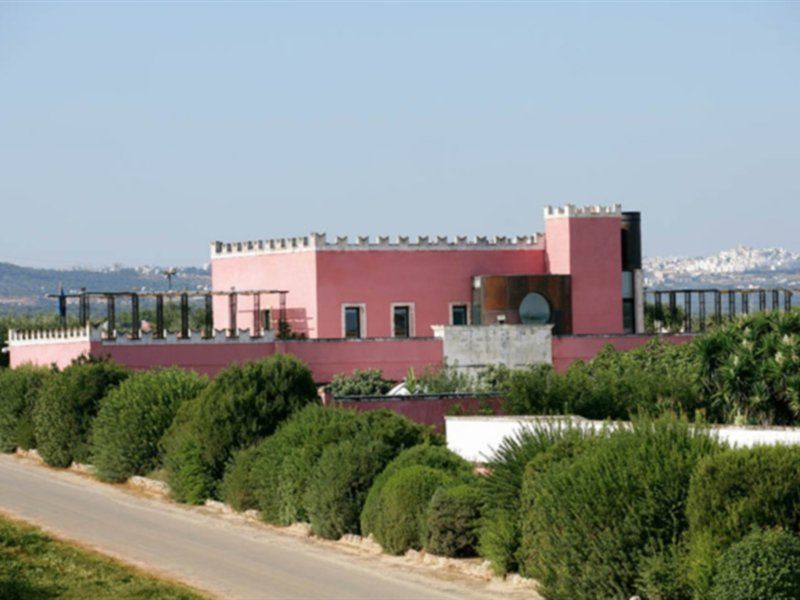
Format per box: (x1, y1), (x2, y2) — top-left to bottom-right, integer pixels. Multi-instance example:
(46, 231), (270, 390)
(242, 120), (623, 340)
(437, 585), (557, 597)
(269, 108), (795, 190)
(390, 302), (415, 338)
(449, 302), (471, 325)
(342, 303), (367, 339)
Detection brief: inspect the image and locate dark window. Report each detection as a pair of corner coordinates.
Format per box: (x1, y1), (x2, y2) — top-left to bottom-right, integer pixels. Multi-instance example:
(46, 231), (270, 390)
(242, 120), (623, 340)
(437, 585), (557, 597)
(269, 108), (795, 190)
(393, 306), (410, 337)
(623, 299), (635, 333)
(260, 309), (271, 331)
(452, 304), (468, 325)
(344, 306), (361, 338)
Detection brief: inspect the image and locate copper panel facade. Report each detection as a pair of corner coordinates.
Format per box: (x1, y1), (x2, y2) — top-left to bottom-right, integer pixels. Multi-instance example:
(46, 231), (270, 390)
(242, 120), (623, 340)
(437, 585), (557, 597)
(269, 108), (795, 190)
(472, 274), (572, 334)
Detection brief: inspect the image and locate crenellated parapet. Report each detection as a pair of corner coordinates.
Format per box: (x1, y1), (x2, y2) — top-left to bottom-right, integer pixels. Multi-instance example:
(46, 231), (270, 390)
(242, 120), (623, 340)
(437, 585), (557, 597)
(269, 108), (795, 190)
(544, 204), (622, 219)
(211, 231), (544, 259)
(7, 325), (276, 347)
(8, 325), (93, 346)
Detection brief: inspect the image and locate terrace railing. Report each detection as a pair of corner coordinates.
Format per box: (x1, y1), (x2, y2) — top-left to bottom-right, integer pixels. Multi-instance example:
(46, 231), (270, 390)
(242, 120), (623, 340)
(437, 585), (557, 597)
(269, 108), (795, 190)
(644, 288), (799, 333)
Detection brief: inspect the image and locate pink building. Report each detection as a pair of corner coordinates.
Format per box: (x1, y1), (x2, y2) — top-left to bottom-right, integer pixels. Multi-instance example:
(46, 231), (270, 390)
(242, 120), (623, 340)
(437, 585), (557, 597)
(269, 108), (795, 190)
(8, 204), (657, 381)
(211, 204), (643, 340)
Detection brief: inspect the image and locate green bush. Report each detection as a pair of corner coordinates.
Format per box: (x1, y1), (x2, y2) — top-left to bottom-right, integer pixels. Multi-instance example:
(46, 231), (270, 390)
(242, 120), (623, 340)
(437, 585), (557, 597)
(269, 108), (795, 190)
(162, 354), (317, 504)
(480, 426), (592, 576)
(685, 444), (800, 595)
(711, 528), (800, 600)
(160, 399), (216, 504)
(220, 445), (263, 512)
(303, 436), (389, 540)
(636, 544), (692, 600)
(517, 431), (597, 576)
(33, 358), (129, 468)
(327, 369), (393, 397)
(372, 465), (454, 555)
(302, 410), (432, 539)
(523, 419), (721, 599)
(360, 444), (470, 537)
(504, 340), (701, 421)
(251, 405), (363, 523)
(694, 310), (800, 424)
(425, 483), (482, 557)
(0, 366), (52, 453)
(91, 368), (207, 482)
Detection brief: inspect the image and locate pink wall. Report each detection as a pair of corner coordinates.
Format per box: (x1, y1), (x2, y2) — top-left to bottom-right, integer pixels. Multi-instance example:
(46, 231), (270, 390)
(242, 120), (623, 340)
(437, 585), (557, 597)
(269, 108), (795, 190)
(96, 341), (277, 377)
(211, 251), (318, 337)
(336, 396), (503, 432)
(10, 341), (91, 370)
(277, 337), (442, 382)
(546, 215), (623, 334)
(551, 334), (695, 371)
(315, 249), (545, 338)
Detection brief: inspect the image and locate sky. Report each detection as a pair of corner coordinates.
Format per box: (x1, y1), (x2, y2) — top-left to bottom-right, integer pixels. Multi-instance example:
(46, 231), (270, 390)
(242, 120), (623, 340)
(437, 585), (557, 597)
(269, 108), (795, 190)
(0, 2), (798, 268)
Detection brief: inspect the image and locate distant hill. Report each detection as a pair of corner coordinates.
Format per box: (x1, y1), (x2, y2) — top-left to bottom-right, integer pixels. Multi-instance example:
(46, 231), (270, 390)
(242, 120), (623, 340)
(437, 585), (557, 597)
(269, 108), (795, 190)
(0, 262), (210, 312)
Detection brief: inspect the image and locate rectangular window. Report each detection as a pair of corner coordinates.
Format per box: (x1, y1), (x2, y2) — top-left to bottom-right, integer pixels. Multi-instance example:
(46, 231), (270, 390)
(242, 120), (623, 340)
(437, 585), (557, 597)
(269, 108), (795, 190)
(344, 306), (362, 338)
(260, 309), (271, 331)
(393, 305), (410, 338)
(451, 304), (468, 326)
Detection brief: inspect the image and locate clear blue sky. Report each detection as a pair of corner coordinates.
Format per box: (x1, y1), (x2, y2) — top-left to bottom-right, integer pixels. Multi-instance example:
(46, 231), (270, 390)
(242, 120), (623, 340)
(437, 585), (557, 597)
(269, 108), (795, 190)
(1, 2), (798, 268)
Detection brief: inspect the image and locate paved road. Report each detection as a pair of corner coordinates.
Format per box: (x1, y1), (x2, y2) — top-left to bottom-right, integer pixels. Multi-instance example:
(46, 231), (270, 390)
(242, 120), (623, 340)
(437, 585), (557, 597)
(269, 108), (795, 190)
(0, 454), (506, 600)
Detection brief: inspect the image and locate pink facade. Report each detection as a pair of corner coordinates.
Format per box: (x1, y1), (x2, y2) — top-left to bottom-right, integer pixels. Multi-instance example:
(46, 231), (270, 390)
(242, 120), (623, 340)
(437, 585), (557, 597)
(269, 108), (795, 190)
(211, 204), (628, 339)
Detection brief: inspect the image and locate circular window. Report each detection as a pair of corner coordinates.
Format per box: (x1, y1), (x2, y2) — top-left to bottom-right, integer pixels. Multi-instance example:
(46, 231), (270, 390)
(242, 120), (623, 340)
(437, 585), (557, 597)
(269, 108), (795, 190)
(519, 292), (552, 325)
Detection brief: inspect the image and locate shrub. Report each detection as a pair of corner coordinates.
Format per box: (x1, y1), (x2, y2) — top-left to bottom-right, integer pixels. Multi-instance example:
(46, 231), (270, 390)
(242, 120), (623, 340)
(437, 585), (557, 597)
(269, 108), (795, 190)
(162, 354), (317, 503)
(503, 340), (701, 421)
(636, 544), (692, 600)
(517, 431), (597, 576)
(33, 358), (129, 467)
(425, 483), (482, 557)
(360, 444), (470, 537)
(685, 444), (800, 595)
(251, 405), (363, 523)
(479, 426), (592, 575)
(160, 400), (216, 504)
(373, 465), (455, 555)
(327, 369), (393, 397)
(523, 419), (721, 599)
(693, 310), (800, 424)
(302, 410), (432, 539)
(0, 366), (52, 453)
(711, 528), (800, 600)
(303, 435), (389, 540)
(91, 368), (207, 482)
(220, 445), (262, 512)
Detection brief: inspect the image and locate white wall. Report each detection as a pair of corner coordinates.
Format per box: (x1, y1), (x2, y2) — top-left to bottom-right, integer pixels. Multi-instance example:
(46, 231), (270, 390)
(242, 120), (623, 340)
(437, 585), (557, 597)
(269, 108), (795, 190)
(445, 415), (800, 463)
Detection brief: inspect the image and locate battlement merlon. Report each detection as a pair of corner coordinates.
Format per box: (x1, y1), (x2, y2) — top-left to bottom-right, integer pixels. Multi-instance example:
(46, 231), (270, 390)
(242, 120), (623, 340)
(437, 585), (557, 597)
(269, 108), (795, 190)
(543, 203), (622, 219)
(210, 232), (545, 259)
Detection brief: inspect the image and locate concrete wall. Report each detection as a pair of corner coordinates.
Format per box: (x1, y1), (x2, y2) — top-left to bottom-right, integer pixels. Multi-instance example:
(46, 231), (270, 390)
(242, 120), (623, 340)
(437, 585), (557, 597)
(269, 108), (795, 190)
(446, 415), (800, 463)
(432, 324), (551, 372)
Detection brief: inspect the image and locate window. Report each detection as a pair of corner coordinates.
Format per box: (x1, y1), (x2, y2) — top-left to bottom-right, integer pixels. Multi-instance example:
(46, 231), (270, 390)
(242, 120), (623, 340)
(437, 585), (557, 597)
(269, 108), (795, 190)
(260, 309), (271, 331)
(344, 306), (362, 338)
(451, 304), (468, 326)
(519, 292), (552, 325)
(393, 305), (410, 337)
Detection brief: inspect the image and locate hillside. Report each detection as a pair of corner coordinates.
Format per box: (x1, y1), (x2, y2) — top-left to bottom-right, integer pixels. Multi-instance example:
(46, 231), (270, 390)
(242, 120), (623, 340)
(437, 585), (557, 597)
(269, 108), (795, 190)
(644, 245), (800, 289)
(0, 262), (210, 311)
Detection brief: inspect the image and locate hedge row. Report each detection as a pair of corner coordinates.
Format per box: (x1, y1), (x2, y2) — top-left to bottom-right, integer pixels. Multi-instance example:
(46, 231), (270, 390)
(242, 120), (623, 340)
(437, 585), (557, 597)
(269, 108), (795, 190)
(504, 310), (800, 426)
